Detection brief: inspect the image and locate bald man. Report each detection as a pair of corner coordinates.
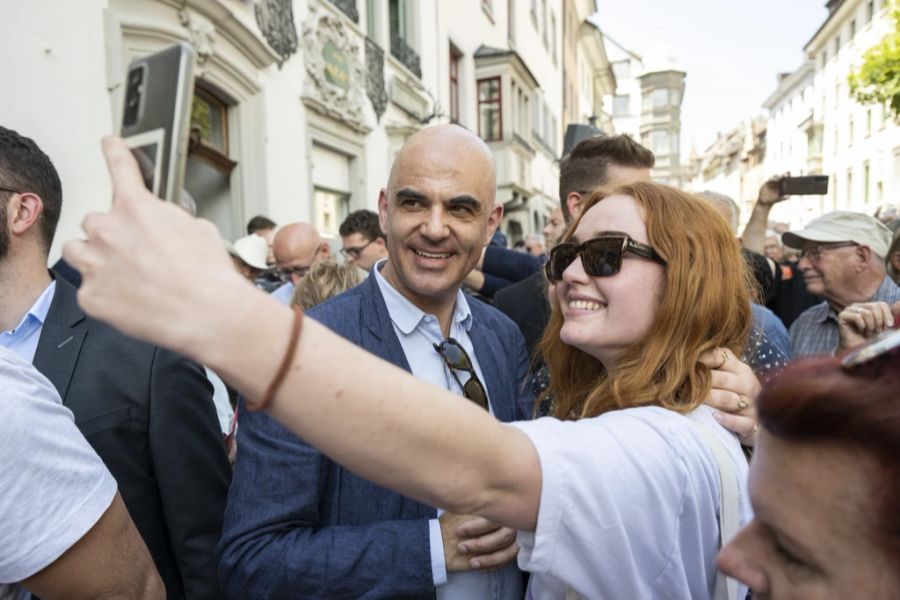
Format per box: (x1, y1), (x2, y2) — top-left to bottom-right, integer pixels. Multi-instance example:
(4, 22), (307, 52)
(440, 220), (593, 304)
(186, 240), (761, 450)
(220, 125), (532, 599)
(270, 222), (331, 304)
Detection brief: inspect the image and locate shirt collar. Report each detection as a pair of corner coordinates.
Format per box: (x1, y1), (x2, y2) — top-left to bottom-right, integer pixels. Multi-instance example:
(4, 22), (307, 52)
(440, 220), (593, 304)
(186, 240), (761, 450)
(7, 280), (57, 333)
(817, 276), (900, 324)
(373, 260), (473, 336)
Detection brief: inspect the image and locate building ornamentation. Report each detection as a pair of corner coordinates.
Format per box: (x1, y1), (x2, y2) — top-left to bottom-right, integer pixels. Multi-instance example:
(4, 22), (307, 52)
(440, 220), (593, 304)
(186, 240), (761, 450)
(178, 10), (215, 66)
(255, 0), (299, 67)
(390, 31), (422, 79)
(328, 0), (360, 23)
(365, 37), (388, 121)
(301, 8), (370, 133)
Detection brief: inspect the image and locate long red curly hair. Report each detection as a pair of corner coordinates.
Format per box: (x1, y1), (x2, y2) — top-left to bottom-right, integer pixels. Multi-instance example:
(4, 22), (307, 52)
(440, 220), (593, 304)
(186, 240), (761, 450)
(539, 181), (753, 419)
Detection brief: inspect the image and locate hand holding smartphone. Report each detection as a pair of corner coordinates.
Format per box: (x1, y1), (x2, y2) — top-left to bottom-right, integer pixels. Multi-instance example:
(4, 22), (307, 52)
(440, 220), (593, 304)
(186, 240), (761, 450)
(120, 42), (196, 204)
(778, 175), (829, 196)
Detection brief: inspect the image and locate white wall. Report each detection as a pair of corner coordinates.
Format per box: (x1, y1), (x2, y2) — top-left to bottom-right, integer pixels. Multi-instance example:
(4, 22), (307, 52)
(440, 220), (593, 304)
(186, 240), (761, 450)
(0, 0), (116, 263)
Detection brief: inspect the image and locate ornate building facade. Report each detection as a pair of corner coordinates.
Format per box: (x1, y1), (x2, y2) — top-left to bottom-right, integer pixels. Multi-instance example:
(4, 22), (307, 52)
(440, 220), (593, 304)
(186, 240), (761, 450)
(3, 0), (619, 256)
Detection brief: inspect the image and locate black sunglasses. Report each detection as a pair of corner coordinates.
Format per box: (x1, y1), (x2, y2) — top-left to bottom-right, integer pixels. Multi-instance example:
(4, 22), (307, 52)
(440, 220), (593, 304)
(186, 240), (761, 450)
(544, 234), (666, 282)
(433, 338), (488, 411)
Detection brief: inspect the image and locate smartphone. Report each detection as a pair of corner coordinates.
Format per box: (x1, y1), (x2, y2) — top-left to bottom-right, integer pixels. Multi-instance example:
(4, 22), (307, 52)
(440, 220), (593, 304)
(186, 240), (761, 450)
(120, 42), (196, 204)
(841, 327), (900, 371)
(778, 175), (828, 196)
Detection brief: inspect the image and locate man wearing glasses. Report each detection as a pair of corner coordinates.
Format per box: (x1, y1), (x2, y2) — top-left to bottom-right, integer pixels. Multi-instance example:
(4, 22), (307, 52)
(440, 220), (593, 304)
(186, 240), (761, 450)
(783, 211), (900, 357)
(270, 222), (332, 304)
(339, 209), (388, 271)
(220, 125), (532, 599)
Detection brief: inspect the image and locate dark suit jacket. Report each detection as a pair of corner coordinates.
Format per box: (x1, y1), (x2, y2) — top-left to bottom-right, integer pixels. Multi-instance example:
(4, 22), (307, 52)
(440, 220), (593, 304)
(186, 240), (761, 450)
(493, 271), (550, 359)
(218, 273), (533, 599)
(34, 275), (231, 599)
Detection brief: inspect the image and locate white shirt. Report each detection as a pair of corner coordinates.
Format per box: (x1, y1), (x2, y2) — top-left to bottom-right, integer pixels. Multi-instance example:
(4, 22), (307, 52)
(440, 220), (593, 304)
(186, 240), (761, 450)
(374, 263), (522, 600)
(0, 347), (117, 600)
(511, 405), (751, 600)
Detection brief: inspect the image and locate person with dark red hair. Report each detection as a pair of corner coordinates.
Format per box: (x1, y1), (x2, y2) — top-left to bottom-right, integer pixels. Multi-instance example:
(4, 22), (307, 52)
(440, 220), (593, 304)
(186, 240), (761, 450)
(718, 335), (900, 597)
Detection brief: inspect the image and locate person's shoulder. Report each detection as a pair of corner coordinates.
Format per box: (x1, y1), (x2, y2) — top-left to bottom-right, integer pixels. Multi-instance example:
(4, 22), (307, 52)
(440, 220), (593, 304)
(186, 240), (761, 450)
(0, 347), (69, 430)
(307, 280), (367, 324)
(468, 294), (522, 336)
(789, 300), (829, 329)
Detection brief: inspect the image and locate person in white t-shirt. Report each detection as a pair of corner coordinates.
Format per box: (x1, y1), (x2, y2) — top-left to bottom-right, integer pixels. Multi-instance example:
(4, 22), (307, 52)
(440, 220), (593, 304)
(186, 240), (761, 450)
(0, 347), (163, 599)
(66, 142), (762, 600)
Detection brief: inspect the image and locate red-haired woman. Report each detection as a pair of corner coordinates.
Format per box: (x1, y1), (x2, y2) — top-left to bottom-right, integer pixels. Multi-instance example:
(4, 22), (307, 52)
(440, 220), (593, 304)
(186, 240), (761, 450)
(718, 346), (900, 597)
(70, 143), (760, 600)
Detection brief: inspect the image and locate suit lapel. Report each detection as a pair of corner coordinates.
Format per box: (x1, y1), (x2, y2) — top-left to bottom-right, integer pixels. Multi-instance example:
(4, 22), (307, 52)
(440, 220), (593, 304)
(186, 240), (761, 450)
(32, 276), (87, 401)
(360, 273), (412, 372)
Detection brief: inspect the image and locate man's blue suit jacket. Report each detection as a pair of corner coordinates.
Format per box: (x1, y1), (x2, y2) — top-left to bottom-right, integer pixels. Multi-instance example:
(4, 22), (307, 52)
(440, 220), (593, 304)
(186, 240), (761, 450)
(218, 273), (534, 599)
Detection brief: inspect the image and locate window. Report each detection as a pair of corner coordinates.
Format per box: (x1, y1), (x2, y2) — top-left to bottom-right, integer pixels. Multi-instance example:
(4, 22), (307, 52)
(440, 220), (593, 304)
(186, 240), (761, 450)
(866, 108), (872, 136)
(834, 125), (839, 152)
(541, 0), (548, 48)
(652, 88), (670, 108)
(550, 13), (557, 64)
(613, 94), (630, 116)
(834, 35), (841, 54)
(508, 0), (515, 44)
(389, 0), (408, 39)
(477, 77), (502, 141)
(846, 169), (853, 206)
(612, 60), (630, 80)
(850, 19), (856, 38)
(532, 91), (541, 139)
(867, 0), (875, 23)
(531, 0), (538, 27)
(849, 116), (854, 145)
(651, 130), (671, 156)
(449, 45), (462, 123)
(313, 187), (350, 237)
(366, 0), (377, 38)
(864, 162), (871, 204)
(191, 88), (228, 154)
(821, 49), (827, 68)
(834, 82), (841, 107)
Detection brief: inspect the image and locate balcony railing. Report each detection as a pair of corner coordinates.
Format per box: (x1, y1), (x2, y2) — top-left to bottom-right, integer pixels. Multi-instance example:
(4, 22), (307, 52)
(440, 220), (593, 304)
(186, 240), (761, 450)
(390, 31), (421, 78)
(328, 0), (359, 23)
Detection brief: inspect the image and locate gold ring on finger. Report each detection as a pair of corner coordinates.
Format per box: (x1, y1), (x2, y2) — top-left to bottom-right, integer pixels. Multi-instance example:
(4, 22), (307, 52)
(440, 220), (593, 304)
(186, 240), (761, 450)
(717, 351), (728, 369)
(737, 394), (749, 411)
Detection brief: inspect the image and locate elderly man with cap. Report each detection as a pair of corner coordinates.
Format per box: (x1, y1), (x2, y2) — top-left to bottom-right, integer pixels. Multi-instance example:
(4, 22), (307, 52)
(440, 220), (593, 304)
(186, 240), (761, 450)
(783, 211), (900, 357)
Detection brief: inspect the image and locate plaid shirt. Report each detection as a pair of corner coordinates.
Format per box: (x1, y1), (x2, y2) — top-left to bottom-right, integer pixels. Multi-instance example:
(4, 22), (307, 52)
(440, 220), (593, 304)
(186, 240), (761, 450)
(789, 276), (900, 357)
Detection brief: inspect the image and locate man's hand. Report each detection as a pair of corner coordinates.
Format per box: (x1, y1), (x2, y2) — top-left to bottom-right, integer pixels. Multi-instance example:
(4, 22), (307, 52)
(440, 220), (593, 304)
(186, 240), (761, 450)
(757, 173), (789, 207)
(441, 513), (518, 572)
(700, 348), (762, 446)
(837, 301), (899, 351)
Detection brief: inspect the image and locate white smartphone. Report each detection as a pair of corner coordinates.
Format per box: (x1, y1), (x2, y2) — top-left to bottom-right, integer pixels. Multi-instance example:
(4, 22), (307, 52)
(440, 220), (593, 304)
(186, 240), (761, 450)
(120, 42), (196, 204)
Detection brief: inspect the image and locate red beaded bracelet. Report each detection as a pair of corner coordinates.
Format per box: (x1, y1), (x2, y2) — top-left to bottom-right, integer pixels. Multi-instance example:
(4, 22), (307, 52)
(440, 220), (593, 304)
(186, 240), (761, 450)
(251, 305), (304, 411)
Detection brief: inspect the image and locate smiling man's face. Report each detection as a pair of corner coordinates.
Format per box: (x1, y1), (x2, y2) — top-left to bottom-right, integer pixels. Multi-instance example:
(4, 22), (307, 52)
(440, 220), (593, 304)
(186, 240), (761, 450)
(378, 126), (501, 313)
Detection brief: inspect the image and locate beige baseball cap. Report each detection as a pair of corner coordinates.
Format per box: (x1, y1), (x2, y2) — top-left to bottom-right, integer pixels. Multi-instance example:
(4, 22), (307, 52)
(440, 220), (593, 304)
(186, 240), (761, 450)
(782, 211), (892, 258)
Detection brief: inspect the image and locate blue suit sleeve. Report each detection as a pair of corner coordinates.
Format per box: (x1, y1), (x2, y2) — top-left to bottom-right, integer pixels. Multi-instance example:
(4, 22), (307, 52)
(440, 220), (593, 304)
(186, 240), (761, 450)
(483, 246), (544, 283)
(512, 328), (536, 422)
(217, 399), (435, 599)
(478, 272), (514, 298)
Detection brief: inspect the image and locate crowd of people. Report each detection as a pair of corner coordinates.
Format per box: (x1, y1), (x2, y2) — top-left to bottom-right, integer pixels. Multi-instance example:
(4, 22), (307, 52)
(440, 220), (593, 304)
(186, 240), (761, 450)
(1, 121), (898, 600)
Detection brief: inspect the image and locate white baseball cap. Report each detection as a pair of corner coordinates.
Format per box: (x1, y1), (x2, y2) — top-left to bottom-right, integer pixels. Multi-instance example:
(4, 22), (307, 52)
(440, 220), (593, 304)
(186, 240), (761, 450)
(782, 211), (892, 258)
(227, 234), (270, 270)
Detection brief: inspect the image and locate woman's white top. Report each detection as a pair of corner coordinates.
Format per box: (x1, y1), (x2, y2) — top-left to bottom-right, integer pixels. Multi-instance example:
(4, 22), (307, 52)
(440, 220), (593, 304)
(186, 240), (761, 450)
(510, 405), (751, 600)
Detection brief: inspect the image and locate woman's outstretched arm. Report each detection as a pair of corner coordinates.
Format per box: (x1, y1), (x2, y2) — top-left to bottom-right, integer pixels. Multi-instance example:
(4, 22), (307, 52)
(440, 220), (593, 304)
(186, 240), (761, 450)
(65, 137), (542, 531)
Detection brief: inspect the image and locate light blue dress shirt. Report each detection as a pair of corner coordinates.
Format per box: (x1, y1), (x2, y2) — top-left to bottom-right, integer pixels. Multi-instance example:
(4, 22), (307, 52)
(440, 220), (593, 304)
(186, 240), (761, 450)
(373, 262), (522, 600)
(0, 281), (56, 362)
(271, 281), (295, 305)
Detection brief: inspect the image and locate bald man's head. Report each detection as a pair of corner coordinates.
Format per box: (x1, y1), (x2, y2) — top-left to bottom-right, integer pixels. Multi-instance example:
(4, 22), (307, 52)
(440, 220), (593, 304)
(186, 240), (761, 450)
(387, 125), (496, 205)
(273, 222), (331, 284)
(376, 124), (504, 314)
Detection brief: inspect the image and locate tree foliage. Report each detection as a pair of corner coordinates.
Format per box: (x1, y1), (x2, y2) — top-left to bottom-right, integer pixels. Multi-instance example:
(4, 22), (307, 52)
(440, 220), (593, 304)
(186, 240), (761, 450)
(848, 1), (900, 121)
